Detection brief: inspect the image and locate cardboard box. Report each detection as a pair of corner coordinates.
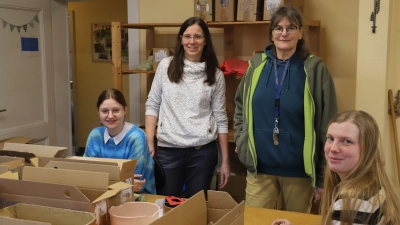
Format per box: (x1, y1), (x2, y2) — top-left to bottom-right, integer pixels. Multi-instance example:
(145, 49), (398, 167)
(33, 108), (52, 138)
(0, 156), (24, 179)
(0, 136), (37, 150)
(215, 0), (237, 22)
(0, 156), (24, 171)
(1, 143), (67, 159)
(0, 203), (96, 225)
(0, 165), (9, 175)
(0, 166), (133, 225)
(150, 190), (244, 225)
(32, 156), (137, 185)
(218, 173), (246, 203)
(236, 0), (263, 21)
(194, 0), (215, 22)
(151, 48), (173, 72)
(263, 0), (304, 20)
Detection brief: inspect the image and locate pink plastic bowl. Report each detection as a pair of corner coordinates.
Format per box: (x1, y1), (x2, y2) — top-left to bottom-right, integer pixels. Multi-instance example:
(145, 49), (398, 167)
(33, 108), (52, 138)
(109, 202), (160, 225)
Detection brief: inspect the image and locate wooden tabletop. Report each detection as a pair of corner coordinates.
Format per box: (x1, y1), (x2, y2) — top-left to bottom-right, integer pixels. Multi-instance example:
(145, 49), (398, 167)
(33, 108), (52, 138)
(142, 194), (321, 225)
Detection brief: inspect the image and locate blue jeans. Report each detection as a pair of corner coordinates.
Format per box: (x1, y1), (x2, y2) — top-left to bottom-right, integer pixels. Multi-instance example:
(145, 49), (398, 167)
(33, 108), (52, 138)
(156, 141), (218, 198)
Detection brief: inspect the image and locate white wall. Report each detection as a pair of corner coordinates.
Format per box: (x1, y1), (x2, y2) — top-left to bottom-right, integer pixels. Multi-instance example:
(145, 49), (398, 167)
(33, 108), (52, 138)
(128, 0), (141, 125)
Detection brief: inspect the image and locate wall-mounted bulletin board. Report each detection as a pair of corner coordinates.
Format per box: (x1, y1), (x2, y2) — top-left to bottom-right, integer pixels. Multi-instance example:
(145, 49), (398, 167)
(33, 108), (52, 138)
(92, 22), (128, 62)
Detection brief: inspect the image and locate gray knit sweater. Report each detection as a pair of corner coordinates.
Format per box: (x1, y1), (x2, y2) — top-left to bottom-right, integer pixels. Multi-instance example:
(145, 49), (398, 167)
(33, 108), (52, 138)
(145, 57), (228, 148)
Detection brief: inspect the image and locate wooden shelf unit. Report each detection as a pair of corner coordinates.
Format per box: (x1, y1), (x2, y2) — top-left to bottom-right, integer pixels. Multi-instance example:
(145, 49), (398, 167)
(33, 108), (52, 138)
(111, 20), (320, 89)
(111, 21), (320, 141)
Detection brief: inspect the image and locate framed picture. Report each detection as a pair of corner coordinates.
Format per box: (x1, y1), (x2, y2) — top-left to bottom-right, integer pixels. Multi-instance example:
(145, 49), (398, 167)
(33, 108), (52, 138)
(92, 22), (129, 62)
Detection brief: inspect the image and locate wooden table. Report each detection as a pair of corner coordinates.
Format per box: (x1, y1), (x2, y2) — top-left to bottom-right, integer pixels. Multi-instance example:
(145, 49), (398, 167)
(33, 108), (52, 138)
(143, 194), (321, 225)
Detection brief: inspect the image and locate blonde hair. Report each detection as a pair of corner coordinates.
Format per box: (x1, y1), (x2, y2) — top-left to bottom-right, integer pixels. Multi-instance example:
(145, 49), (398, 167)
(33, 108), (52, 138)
(320, 110), (400, 224)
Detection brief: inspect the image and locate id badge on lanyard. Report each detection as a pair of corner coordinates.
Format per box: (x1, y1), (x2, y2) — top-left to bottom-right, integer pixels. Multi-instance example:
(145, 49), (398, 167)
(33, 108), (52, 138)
(272, 58), (290, 145)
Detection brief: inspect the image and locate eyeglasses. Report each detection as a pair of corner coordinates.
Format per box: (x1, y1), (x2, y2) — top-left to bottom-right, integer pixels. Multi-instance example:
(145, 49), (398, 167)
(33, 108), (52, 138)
(272, 26), (298, 34)
(180, 34), (204, 41)
(100, 108), (123, 115)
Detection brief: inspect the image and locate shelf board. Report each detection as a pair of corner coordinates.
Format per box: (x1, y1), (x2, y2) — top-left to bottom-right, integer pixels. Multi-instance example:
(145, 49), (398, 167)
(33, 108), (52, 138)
(121, 20), (320, 29)
(122, 23), (182, 29)
(122, 69), (155, 75)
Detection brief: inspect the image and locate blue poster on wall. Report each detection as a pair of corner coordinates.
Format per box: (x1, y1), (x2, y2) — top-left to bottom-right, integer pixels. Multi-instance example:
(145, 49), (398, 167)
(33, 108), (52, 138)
(21, 35), (39, 56)
(21, 36), (38, 51)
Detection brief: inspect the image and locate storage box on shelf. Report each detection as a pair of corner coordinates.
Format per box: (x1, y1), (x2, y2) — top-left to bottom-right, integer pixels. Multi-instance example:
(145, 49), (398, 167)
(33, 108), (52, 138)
(111, 20), (320, 141)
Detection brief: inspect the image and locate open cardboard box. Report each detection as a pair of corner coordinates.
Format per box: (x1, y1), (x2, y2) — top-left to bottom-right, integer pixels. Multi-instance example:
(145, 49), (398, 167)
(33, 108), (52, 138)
(151, 190), (244, 225)
(0, 136), (39, 150)
(0, 156), (24, 171)
(31, 156), (137, 185)
(0, 143), (67, 165)
(0, 156), (24, 179)
(0, 203), (96, 225)
(0, 166), (133, 225)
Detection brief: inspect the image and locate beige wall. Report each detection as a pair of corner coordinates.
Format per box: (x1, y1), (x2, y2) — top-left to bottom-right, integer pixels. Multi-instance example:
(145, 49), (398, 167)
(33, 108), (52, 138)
(356, 0), (400, 183)
(303, 0), (359, 113)
(68, 0), (129, 149)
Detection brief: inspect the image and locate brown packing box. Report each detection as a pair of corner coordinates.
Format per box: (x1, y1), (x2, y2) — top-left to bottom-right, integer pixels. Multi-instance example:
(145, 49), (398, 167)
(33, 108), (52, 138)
(0, 156), (24, 171)
(1, 143), (67, 162)
(150, 190), (244, 225)
(151, 48), (173, 72)
(32, 156), (137, 185)
(0, 203), (96, 225)
(68, 156), (138, 184)
(0, 156), (24, 179)
(215, 0), (237, 22)
(0, 136), (38, 150)
(194, 0), (215, 22)
(0, 165), (10, 176)
(236, 0), (263, 21)
(0, 166), (133, 225)
(217, 172), (246, 203)
(263, 0), (304, 20)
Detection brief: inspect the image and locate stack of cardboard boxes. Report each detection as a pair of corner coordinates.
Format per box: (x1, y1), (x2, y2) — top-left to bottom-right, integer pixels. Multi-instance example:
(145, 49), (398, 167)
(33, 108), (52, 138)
(0, 137), (245, 225)
(0, 138), (136, 225)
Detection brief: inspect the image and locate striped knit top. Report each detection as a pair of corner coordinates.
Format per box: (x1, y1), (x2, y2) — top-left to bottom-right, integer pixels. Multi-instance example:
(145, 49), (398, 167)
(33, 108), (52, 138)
(331, 190), (385, 224)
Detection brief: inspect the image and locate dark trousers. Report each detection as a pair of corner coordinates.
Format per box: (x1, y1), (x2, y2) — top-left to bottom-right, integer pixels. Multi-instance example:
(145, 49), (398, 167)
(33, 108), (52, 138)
(156, 141), (218, 198)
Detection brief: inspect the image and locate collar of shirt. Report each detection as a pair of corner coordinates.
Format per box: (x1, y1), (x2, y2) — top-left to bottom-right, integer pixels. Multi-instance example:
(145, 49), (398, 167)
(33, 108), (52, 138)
(104, 122), (133, 145)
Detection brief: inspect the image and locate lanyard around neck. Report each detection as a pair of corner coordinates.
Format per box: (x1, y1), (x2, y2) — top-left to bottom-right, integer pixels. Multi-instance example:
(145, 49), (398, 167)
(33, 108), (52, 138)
(273, 58), (290, 119)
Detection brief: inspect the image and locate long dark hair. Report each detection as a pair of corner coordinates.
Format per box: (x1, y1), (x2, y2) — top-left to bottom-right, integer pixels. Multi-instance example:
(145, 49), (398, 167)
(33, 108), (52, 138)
(168, 17), (219, 85)
(96, 88), (127, 109)
(268, 5), (310, 58)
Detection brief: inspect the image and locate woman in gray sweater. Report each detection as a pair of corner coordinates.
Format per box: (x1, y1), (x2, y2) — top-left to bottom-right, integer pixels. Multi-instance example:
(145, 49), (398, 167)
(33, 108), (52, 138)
(145, 17), (230, 198)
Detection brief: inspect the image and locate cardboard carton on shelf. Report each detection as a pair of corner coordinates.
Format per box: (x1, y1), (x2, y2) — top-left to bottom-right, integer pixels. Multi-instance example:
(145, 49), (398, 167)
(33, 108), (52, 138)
(150, 48), (173, 72)
(0, 203), (96, 225)
(0, 166), (133, 225)
(150, 190), (244, 225)
(263, 0), (304, 20)
(236, 0), (263, 21)
(194, 0), (215, 22)
(214, 0), (237, 22)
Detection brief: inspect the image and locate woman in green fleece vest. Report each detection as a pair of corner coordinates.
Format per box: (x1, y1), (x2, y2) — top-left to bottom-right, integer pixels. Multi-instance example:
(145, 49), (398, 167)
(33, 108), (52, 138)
(234, 5), (338, 213)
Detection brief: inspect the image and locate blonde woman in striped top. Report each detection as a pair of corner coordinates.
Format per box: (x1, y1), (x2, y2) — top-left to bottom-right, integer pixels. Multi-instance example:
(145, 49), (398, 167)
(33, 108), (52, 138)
(273, 110), (400, 225)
